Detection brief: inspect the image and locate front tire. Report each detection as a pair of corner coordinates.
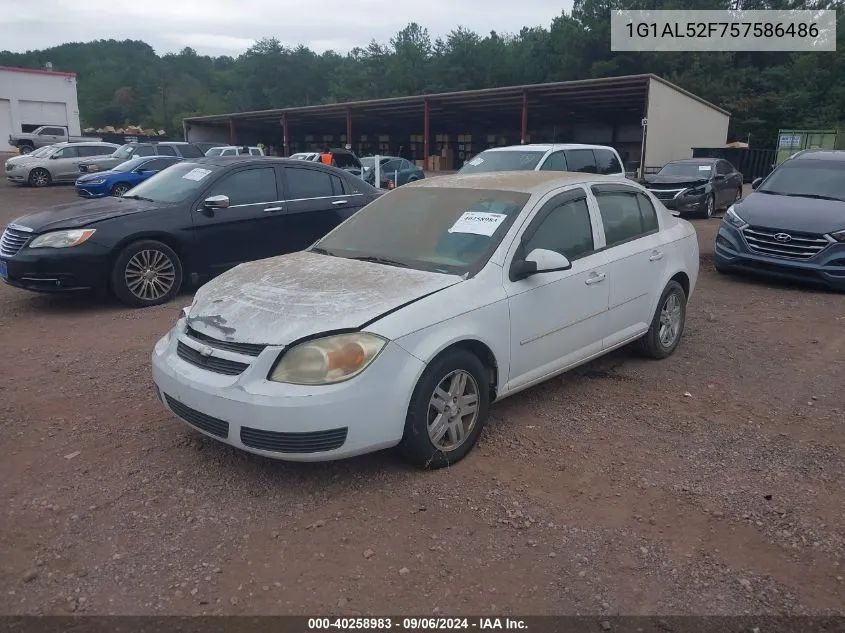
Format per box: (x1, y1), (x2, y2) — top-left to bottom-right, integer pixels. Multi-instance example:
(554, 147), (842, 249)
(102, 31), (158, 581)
(636, 280), (687, 360)
(111, 183), (131, 196)
(700, 194), (715, 219)
(399, 348), (490, 469)
(110, 240), (183, 307)
(28, 168), (51, 187)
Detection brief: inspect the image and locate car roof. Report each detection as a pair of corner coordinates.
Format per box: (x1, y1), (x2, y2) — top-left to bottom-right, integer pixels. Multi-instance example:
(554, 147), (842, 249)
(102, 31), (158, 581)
(407, 171), (631, 195)
(183, 156), (352, 170)
(482, 144), (617, 153)
(791, 150), (845, 162)
(54, 141), (118, 147)
(665, 158), (716, 164)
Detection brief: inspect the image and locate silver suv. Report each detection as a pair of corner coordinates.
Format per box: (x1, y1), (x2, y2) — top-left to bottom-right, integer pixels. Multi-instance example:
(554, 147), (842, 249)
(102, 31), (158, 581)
(5, 141), (120, 187)
(79, 142), (205, 173)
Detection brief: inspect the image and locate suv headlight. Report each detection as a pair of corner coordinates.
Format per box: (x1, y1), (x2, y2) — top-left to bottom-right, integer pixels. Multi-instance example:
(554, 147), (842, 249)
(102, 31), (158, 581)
(269, 333), (387, 385)
(830, 229), (845, 242)
(724, 206), (748, 229)
(28, 229), (96, 249)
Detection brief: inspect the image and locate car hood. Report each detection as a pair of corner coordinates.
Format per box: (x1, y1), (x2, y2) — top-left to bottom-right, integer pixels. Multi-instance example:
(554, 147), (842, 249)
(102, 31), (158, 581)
(185, 251), (464, 346)
(644, 175), (709, 188)
(76, 169), (120, 182)
(733, 192), (845, 234)
(9, 197), (159, 233)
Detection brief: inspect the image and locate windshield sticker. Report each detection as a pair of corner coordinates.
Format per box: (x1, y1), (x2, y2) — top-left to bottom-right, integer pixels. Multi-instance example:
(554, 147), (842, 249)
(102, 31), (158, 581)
(467, 156), (484, 166)
(698, 165), (711, 171)
(448, 211), (507, 237)
(182, 168), (212, 181)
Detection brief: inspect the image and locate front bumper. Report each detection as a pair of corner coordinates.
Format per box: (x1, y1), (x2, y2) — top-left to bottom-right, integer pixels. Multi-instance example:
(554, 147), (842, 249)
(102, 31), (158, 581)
(6, 172), (27, 183)
(75, 182), (109, 198)
(714, 223), (845, 291)
(151, 321), (425, 462)
(1, 241), (112, 293)
(651, 192), (706, 214)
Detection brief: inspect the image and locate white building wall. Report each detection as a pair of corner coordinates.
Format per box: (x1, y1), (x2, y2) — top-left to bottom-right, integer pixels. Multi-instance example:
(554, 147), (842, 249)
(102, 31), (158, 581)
(643, 76), (730, 170)
(0, 67), (82, 151)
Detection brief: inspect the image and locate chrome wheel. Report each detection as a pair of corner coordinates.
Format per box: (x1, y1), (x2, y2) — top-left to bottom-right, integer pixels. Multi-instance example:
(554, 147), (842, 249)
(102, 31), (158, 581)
(29, 169), (50, 187)
(658, 293), (682, 348)
(112, 183), (130, 196)
(427, 370), (480, 452)
(124, 249), (176, 302)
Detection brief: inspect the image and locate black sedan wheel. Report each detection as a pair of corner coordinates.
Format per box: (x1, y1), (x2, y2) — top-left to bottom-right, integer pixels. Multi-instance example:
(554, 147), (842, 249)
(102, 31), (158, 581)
(701, 194), (715, 219)
(111, 240), (183, 307)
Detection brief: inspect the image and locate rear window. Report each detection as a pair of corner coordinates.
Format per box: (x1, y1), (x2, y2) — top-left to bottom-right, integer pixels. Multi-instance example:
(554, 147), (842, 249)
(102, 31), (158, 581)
(594, 148), (623, 175)
(177, 144), (204, 158)
(458, 150), (545, 173)
(563, 149), (598, 173)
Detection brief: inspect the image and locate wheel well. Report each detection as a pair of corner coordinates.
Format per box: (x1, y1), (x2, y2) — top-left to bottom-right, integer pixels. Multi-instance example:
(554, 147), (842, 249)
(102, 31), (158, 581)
(435, 340), (499, 399)
(670, 271), (690, 297)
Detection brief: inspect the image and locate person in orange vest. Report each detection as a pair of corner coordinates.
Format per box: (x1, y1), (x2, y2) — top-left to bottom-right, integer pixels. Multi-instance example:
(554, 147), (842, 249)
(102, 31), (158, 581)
(320, 147), (333, 166)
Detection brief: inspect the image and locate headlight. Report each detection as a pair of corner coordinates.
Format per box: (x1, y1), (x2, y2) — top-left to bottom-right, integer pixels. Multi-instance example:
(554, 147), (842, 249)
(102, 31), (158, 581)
(683, 186), (706, 196)
(269, 332), (387, 385)
(724, 206), (748, 229)
(86, 165), (100, 172)
(83, 178), (106, 185)
(830, 229), (845, 242)
(28, 229), (96, 249)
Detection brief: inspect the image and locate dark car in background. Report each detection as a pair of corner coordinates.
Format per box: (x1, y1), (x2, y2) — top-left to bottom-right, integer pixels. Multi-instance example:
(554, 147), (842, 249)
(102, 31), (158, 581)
(75, 155), (183, 198)
(360, 156), (424, 187)
(643, 158), (743, 219)
(290, 148), (374, 184)
(78, 142), (204, 174)
(714, 149), (845, 291)
(0, 158), (382, 307)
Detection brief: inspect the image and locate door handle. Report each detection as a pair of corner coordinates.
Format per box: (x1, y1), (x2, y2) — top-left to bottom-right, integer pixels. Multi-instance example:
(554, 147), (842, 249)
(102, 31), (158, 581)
(332, 199), (348, 206)
(264, 206), (284, 213)
(585, 272), (606, 285)
(649, 251), (664, 262)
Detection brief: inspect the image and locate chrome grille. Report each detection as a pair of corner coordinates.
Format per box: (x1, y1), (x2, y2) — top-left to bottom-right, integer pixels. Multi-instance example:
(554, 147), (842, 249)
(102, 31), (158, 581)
(185, 325), (266, 357)
(176, 341), (249, 376)
(742, 226), (829, 260)
(0, 228), (31, 257)
(647, 188), (683, 201)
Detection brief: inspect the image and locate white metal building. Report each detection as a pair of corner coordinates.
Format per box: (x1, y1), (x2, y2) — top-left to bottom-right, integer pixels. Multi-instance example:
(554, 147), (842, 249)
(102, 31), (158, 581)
(0, 65), (82, 152)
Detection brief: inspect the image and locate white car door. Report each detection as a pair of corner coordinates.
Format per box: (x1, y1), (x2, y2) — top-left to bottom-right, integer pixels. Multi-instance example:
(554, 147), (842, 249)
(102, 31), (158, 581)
(589, 183), (668, 348)
(504, 186), (611, 391)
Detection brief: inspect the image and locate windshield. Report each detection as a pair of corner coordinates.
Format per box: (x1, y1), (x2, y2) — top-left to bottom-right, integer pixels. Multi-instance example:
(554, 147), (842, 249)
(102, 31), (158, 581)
(111, 144), (137, 159)
(123, 162), (219, 203)
(458, 150), (545, 174)
(313, 186), (531, 275)
(657, 162), (713, 178)
(290, 153), (314, 160)
(758, 160), (845, 201)
(28, 146), (54, 158)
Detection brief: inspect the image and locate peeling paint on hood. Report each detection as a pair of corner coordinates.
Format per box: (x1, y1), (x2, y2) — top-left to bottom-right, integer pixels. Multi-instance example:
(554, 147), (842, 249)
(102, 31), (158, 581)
(187, 251), (463, 345)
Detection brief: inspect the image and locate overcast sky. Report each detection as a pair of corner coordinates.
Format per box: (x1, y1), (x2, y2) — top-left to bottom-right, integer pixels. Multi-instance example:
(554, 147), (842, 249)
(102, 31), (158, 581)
(1, 0), (569, 57)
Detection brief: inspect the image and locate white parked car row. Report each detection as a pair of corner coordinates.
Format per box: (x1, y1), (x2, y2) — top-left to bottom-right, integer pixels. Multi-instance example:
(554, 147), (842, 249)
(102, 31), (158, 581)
(151, 170), (699, 469)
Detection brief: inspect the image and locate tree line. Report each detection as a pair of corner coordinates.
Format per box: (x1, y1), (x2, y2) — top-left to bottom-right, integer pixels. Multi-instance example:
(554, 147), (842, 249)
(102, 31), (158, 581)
(1, 0), (842, 149)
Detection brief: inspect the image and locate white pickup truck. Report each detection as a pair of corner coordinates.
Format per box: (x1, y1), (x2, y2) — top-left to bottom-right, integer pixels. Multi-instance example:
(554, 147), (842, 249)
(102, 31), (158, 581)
(9, 126), (102, 154)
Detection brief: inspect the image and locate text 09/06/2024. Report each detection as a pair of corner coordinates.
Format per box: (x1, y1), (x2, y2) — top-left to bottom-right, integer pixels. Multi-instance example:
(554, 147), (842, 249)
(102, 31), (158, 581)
(610, 9), (836, 52)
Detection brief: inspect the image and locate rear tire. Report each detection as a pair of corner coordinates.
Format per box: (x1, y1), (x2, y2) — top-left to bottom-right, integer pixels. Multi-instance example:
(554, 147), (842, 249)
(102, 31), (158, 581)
(110, 240), (183, 308)
(398, 348), (490, 470)
(28, 168), (51, 187)
(635, 281), (687, 360)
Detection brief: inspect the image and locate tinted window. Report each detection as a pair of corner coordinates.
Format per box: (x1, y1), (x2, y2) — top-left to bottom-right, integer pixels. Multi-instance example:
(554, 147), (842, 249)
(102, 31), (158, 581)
(250, 148), (262, 156)
(286, 167), (334, 199)
(594, 148), (623, 175)
(539, 151), (568, 171)
(716, 160), (733, 175)
(206, 167), (278, 206)
(594, 189), (656, 246)
(177, 144), (204, 158)
(333, 153), (360, 169)
(54, 146), (79, 159)
(658, 161), (712, 178)
(140, 158), (178, 172)
(157, 145), (177, 157)
(383, 159), (403, 173)
(523, 195), (594, 261)
(44, 127), (66, 136)
(78, 145), (111, 157)
(563, 149), (597, 173)
(458, 150), (545, 173)
(757, 159), (845, 201)
(636, 193), (659, 232)
(134, 145), (155, 157)
(400, 159), (413, 170)
(330, 174), (345, 195)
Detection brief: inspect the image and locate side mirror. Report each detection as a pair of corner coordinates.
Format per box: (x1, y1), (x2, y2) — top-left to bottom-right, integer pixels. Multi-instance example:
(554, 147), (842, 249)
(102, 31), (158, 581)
(512, 248), (572, 280)
(714, 174), (725, 181)
(203, 194), (230, 210)
(751, 177), (763, 190)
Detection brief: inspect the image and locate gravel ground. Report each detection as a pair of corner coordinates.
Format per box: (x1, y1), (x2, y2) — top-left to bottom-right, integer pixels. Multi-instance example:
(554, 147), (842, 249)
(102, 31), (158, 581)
(0, 171), (843, 616)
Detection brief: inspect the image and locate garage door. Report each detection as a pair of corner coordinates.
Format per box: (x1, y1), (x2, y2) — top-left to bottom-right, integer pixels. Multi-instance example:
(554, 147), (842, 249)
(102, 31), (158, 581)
(0, 99), (12, 151)
(18, 100), (68, 127)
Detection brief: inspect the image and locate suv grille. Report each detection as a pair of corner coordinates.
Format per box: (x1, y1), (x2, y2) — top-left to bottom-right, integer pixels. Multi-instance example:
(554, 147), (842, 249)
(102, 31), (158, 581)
(742, 226), (829, 260)
(176, 341), (250, 375)
(185, 325), (266, 357)
(0, 228), (31, 257)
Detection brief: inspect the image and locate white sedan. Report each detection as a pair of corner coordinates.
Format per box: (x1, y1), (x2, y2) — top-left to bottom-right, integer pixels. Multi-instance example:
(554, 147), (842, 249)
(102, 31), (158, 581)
(152, 171), (699, 469)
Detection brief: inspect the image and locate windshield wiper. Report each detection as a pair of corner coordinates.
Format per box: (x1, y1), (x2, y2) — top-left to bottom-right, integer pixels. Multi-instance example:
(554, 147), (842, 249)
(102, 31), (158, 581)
(310, 247), (337, 256)
(779, 193), (845, 202)
(121, 194), (155, 202)
(347, 255), (409, 268)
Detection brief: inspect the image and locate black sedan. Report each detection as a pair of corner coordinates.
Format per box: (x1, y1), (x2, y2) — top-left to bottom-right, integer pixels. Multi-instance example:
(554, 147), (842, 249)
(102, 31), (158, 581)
(0, 157), (381, 307)
(643, 158), (743, 219)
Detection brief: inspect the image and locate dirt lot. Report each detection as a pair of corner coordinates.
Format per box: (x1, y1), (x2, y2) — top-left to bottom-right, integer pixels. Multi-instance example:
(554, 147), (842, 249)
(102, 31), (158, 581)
(0, 171), (843, 617)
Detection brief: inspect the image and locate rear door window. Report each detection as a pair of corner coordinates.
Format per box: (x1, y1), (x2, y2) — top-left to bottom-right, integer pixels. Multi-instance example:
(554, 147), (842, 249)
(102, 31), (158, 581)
(285, 167), (335, 199)
(177, 144), (204, 158)
(563, 149), (598, 173)
(594, 148), (623, 175)
(134, 145), (155, 157)
(539, 151), (568, 171)
(205, 167), (279, 206)
(55, 146), (79, 159)
(157, 145), (177, 157)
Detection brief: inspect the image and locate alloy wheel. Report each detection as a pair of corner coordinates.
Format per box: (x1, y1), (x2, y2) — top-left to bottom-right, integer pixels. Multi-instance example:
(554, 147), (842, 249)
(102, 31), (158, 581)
(124, 249), (177, 302)
(427, 370), (480, 452)
(30, 169), (50, 187)
(658, 293), (683, 348)
(112, 184), (130, 196)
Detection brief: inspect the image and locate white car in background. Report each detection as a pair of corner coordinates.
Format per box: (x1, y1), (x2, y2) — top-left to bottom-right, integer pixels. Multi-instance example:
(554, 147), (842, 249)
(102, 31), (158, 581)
(152, 171), (699, 469)
(204, 145), (264, 157)
(459, 143), (627, 178)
